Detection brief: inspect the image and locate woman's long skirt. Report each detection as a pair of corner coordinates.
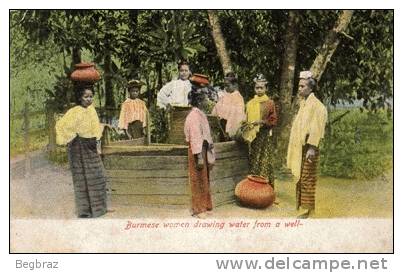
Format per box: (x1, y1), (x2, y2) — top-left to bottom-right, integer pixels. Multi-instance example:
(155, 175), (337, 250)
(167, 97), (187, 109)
(249, 127), (275, 188)
(296, 145), (319, 210)
(68, 136), (108, 218)
(127, 120), (144, 139)
(188, 142), (213, 215)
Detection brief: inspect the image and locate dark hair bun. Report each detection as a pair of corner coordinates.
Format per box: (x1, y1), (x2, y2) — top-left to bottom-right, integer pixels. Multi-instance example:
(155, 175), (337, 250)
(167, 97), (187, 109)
(177, 60), (189, 69)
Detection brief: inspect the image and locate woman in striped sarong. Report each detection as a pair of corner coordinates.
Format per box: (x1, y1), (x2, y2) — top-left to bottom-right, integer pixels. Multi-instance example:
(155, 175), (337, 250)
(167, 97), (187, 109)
(56, 84), (108, 218)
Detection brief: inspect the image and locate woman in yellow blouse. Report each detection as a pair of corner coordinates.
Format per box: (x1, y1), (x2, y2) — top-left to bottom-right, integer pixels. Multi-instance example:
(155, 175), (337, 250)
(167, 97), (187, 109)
(56, 85), (108, 218)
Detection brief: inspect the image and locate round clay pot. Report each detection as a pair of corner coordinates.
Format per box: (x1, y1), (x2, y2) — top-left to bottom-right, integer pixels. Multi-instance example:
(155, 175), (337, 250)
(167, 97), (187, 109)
(70, 62), (101, 82)
(190, 74), (209, 86)
(235, 175), (275, 209)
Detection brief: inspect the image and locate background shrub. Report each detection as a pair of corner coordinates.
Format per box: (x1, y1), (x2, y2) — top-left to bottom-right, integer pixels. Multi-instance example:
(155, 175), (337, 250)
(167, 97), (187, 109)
(320, 109), (392, 179)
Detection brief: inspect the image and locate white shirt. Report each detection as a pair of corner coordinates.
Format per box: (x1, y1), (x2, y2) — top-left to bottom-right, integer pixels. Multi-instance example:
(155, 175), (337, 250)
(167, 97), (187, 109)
(156, 79), (192, 109)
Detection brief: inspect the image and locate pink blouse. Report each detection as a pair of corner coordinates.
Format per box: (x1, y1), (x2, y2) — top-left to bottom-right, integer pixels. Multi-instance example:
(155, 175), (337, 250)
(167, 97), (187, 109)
(211, 90), (245, 136)
(118, 98), (148, 129)
(184, 107), (215, 164)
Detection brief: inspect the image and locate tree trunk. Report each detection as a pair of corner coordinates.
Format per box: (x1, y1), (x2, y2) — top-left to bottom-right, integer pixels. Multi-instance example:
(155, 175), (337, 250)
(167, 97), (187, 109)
(23, 101), (31, 177)
(72, 47), (81, 65)
(151, 70), (157, 106)
(150, 61), (163, 107)
(71, 47), (82, 105)
(275, 11), (299, 170)
(145, 74), (151, 108)
(46, 108), (56, 158)
(172, 11), (184, 60)
(104, 50), (115, 110)
(156, 62), (163, 91)
(276, 11), (353, 169)
(207, 10), (233, 74)
(310, 10), (354, 83)
(128, 10), (141, 79)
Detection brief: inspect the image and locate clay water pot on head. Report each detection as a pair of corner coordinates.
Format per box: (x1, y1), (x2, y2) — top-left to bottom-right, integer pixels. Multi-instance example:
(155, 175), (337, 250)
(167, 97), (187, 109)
(235, 175), (275, 209)
(70, 62), (101, 83)
(190, 74), (209, 86)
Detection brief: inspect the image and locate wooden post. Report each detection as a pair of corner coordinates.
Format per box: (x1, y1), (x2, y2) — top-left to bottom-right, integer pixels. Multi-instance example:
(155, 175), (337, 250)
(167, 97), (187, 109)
(46, 108), (56, 158)
(23, 101), (31, 177)
(146, 110), (151, 145)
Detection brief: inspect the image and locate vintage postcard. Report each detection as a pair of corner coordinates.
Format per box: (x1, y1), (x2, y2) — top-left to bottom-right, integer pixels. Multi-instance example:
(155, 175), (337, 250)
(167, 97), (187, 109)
(9, 9), (393, 254)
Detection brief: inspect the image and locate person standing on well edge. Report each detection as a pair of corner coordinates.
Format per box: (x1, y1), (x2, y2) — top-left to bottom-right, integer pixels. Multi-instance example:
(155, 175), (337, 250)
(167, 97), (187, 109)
(287, 71), (327, 219)
(118, 79), (148, 140)
(157, 61), (192, 109)
(211, 72), (245, 139)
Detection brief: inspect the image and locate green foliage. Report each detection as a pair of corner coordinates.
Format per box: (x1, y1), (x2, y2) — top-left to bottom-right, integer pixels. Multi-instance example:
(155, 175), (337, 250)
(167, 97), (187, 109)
(140, 11), (207, 63)
(10, 127), (48, 157)
(320, 109), (392, 179)
(320, 10), (393, 111)
(11, 10), (393, 110)
(44, 74), (75, 112)
(216, 10), (287, 99)
(10, 23), (65, 114)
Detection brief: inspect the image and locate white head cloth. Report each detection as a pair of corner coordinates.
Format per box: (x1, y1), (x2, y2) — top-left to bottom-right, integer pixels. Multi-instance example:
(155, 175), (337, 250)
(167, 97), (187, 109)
(299, 70), (313, 79)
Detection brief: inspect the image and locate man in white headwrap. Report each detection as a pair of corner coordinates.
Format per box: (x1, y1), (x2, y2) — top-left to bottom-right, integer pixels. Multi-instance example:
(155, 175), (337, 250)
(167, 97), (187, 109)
(287, 70), (328, 218)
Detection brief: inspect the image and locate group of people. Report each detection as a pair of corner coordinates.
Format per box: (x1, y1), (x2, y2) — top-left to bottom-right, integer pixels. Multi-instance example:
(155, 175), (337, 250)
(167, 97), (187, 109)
(55, 60), (327, 219)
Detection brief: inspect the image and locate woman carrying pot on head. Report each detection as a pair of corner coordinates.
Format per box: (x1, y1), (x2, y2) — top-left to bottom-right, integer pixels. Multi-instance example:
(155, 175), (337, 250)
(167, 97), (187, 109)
(157, 60), (192, 110)
(55, 83), (109, 218)
(184, 76), (215, 218)
(243, 74), (278, 189)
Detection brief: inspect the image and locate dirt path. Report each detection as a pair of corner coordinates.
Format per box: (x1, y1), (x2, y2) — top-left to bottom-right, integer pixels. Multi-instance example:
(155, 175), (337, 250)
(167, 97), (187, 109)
(10, 150), (393, 220)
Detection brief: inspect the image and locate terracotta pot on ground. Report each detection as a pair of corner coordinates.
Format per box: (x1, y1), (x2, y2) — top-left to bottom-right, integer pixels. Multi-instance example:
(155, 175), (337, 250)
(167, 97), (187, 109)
(235, 175), (275, 209)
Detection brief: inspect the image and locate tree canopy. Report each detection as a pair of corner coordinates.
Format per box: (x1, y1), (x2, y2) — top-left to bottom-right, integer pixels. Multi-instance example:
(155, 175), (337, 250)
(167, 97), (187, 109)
(10, 10), (393, 113)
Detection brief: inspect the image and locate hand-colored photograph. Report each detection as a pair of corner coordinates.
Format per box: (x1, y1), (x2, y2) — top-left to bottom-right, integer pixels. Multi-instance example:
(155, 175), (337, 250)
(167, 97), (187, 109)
(9, 9), (393, 253)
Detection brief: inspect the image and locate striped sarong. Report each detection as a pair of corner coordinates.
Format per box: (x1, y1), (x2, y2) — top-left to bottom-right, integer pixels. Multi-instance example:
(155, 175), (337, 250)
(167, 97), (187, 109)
(249, 127), (275, 188)
(188, 141), (213, 215)
(296, 145), (319, 210)
(68, 136), (107, 218)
